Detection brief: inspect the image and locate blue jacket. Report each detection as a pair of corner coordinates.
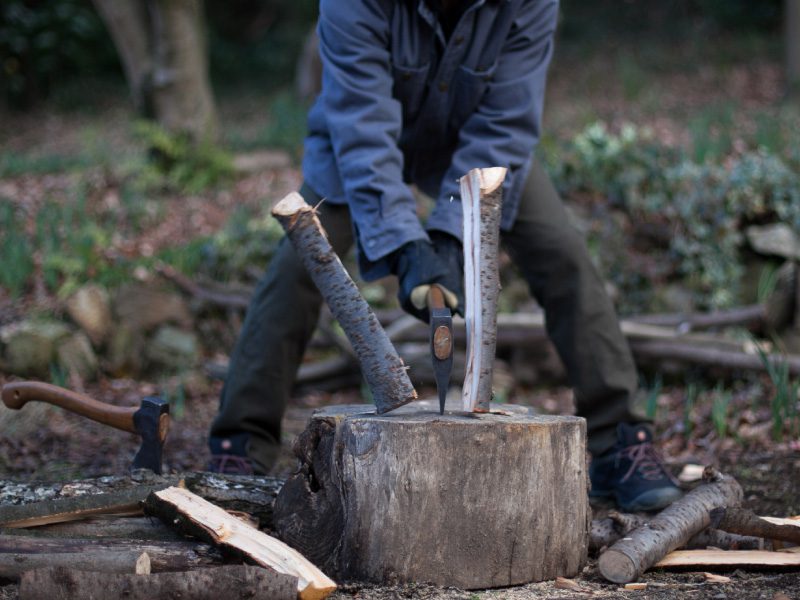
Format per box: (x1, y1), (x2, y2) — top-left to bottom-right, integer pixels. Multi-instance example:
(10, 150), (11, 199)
(302, 0), (559, 280)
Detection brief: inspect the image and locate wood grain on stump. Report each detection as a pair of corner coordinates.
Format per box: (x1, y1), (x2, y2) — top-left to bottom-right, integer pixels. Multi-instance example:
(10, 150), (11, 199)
(274, 402), (589, 589)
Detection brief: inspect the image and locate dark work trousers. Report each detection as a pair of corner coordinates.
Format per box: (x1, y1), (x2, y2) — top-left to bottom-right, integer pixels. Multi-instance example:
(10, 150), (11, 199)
(209, 161), (643, 471)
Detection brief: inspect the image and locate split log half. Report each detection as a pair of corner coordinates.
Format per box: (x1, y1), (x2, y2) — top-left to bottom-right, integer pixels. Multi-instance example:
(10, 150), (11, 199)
(19, 565), (297, 600)
(654, 549), (800, 569)
(0, 534), (220, 581)
(710, 508), (800, 545)
(0, 484), (165, 528)
(598, 467), (743, 584)
(461, 167), (506, 412)
(273, 402), (588, 588)
(272, 192), (416, 414)
(144, 486), (336, 600)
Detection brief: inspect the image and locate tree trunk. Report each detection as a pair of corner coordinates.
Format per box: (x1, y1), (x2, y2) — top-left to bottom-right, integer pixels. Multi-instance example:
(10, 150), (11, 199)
(788, 0), (800, 93)
(598, 468), (743, 584)
(273, 403), (589, 588)
(461, 167), (507, 412)
(92, 0), (218, 141)
(19, 565), (297, 600)
(272, 192), (417, 414)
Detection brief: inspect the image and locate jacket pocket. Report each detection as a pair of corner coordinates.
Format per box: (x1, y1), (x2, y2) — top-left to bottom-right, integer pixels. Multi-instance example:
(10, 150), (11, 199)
(450, 60), (498, 129)
(391, 62), (430, 126)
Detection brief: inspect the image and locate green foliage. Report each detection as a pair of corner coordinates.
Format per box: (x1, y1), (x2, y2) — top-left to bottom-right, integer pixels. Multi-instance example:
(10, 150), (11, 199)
(0, 0), (115, 107)
(754, 343), (800, 441)
(644, 373), (663, 420)
(683, 381), (698, 438)
(0, 202), (34, 297)
(134, 121), (235, 194)
(710, 384), (731, 439)
(199, 206), (285, 281)
(552, 121), (800, 312)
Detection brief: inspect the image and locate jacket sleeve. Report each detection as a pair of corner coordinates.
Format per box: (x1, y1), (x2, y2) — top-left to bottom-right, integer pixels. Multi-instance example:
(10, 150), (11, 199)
(317, 0), (427, 276)
(428, 0), (559, 238)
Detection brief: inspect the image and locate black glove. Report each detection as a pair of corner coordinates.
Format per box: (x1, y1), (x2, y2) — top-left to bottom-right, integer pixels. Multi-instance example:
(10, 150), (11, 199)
(388, 238), (463, 322)
(429, 231), (464, 313)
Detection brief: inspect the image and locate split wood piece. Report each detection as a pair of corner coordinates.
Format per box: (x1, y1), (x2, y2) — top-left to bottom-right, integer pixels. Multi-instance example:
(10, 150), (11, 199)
(273, 404), (588, 588)
(710, 508), (800, 545)
(654, 549), (800, 568)
(598, 467), (743, 584)
(589, 513), (764, 554)
(0, 534), (220, 580)
(272, 192), (416, 414)
(19, 565), (297, 600)
(460, 166), (506, 412)
(144, 486), (336, 600)
(0, 484), (166, 528)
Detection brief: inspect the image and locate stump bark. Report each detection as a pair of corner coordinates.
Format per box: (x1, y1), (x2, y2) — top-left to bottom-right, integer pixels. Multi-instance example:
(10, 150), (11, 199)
(273, 402), (589, 588)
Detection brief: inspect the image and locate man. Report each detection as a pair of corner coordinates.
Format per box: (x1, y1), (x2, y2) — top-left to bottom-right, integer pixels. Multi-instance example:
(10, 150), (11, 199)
(209, 0), (682, 512)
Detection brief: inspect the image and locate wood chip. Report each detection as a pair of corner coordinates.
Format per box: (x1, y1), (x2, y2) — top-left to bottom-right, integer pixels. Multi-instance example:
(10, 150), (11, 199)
(703, 572), (731, 583)
(135, 552), (151, 575)
(678, 464), (706, 483)
(555, 576), (584, 591)
(624, 582), (647, 590)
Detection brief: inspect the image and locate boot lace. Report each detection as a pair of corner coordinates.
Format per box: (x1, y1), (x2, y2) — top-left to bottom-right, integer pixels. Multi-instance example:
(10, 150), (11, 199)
(618, 442), (676, 484)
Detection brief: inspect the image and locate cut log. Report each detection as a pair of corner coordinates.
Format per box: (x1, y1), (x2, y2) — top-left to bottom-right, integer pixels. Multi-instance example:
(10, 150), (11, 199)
(654, 549), (800, 568)
(461, 167), (506, 412)
(182, 472), (284, 529)
(1, 516), (184, 541)
(590, 513), (764, 554)
(0, 484), (166, 528)
(273, 402), (588, 588)
(0, 534), (220, 580)
(19, 565), (297, 600)
(710, 508), (800, 545)
(598, 467), (743, 584)
(272, 192), (417, 414)
(144, 486), (336, 600)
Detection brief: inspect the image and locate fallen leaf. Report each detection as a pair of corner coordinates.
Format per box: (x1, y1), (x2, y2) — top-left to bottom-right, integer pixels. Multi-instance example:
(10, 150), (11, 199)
(703, 572), (731, 583)
(773, 593), (791, 600)
(555, 577), (588, 592)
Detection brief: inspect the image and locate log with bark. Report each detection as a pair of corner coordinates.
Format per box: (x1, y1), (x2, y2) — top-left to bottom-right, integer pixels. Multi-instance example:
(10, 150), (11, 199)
(0, 534), (220, 581)
(590, 512), (764, 554)
(461, 167), (506, 412)
(273, 402), (589, 588)
(19, 565), (297, 600)
(272, 192), (417, 414)
(144, 486), (336, 600)
(654, 549), (800, 569)
(598, 467), (743, 584)
(710, 508), (800, 545)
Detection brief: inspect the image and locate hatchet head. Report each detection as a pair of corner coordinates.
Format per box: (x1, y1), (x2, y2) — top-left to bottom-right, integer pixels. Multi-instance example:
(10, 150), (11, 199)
(132, 396), (169, 474)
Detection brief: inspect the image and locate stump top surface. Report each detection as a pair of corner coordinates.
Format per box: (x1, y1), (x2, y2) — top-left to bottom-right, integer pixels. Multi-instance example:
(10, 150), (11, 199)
(313, 402), (584, 428)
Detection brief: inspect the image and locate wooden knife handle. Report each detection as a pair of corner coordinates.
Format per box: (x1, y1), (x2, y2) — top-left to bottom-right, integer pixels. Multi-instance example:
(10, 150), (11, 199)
(1, 382), (138, 434)
(427, 285), (447, 311)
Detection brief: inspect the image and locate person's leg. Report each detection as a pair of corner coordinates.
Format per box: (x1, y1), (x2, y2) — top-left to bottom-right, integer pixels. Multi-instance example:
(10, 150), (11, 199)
(501, 160), (641, 455)
(209, 186), (354, 473)
(501, 160), (681, 511)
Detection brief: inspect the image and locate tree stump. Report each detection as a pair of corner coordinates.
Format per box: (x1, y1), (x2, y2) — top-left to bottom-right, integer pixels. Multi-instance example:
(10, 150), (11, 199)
(273, 402), (589, 588)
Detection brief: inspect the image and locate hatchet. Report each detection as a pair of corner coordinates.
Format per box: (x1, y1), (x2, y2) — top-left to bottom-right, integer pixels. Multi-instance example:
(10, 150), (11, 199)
(1, 381), (169, 474)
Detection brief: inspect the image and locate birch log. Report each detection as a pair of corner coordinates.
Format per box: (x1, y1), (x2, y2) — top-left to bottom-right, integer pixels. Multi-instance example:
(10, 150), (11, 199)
(461, 167), (507, 412)
(598, 467), (743, 583)
(272, 192), (417, 414)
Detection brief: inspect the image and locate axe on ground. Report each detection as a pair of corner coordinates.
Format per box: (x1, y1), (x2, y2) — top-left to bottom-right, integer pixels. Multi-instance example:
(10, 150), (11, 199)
(1, 381), (169, 474)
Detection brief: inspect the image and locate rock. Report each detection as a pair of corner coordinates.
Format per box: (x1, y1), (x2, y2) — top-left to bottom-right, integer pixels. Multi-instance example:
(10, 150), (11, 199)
(746, 223), (800, 260)
(106, 324), (146, 377)
(114, 283), (192, 333)
(65, 284), (112, 346)
(56, 332), (98, 380)
(145, 326), (199, 372)
(0, 320), (71, 377)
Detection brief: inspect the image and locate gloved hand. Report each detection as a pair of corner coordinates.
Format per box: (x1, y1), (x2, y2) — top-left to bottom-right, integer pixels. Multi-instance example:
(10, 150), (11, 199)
(388, 237), (463, 322)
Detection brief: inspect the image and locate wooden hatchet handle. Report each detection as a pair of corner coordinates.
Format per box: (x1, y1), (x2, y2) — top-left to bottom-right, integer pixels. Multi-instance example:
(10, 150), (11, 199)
(1, 382), (138, 435)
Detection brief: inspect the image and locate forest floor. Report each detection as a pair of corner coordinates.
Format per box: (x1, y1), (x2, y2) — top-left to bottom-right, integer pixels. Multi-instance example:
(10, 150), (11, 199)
(1, 29), (799, 600)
